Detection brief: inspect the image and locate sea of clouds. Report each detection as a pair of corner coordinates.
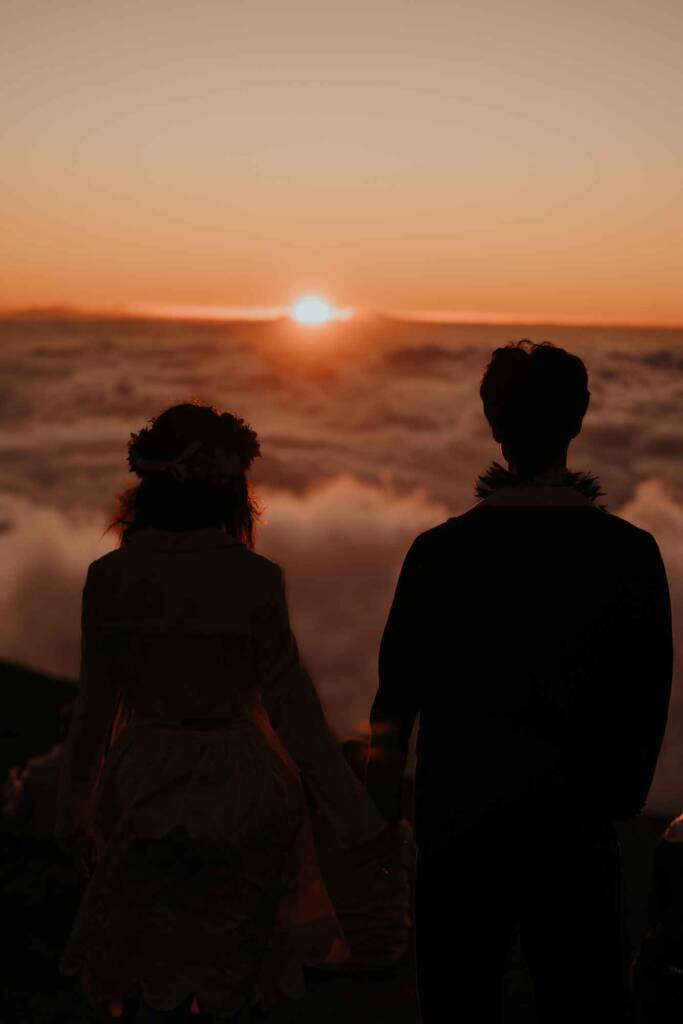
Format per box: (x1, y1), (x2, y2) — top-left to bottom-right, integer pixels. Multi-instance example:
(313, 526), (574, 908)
(1, 314), (682, 813)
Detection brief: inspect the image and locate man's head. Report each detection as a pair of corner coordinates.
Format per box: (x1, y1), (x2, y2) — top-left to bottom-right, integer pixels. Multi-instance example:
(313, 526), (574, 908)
(480, 339), (590, 477)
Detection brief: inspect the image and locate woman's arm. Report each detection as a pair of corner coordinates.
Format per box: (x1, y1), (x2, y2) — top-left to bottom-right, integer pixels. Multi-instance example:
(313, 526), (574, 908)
(367, 538), (425, 822)
(55, 562), (120, 840)
(253, 563), (386, 848)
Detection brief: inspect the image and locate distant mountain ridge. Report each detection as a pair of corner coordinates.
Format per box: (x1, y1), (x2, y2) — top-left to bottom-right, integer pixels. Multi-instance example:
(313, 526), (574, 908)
(0, 657), (75, 782)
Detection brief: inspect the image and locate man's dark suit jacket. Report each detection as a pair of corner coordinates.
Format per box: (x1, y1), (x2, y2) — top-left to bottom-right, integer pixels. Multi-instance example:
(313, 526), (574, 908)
(367, 485), (673, 846)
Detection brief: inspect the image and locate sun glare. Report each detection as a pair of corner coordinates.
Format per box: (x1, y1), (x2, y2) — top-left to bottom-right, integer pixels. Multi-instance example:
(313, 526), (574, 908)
(289, 295), (351, 326)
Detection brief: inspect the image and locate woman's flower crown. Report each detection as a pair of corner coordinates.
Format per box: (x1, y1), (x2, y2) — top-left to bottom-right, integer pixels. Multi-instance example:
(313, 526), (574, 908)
(128, 431), (244, 483)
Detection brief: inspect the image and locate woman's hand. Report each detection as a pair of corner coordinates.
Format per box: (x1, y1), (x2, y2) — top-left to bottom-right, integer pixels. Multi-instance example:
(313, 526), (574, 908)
(57, 828), (96, 879)
(347, 821), (413, 869)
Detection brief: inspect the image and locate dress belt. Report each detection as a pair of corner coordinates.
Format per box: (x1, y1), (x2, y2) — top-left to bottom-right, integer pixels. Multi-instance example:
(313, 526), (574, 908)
(132, 715), (253, 731)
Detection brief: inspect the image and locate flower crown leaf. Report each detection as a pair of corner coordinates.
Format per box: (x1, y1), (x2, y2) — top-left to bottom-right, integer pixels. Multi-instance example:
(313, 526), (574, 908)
(128, 438), (243, 482)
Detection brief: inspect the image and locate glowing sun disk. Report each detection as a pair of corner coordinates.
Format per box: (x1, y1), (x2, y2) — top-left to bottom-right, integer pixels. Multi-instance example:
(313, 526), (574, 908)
(290, 295), (339, 325)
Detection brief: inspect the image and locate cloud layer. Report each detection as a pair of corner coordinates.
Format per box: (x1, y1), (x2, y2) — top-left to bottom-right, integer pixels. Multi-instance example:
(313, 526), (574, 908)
(2, 315), (683, 814)
(258, 473), (447, 734)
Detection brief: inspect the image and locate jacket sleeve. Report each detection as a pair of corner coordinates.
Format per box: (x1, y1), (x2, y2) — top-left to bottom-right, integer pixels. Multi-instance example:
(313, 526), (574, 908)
(253, 564), (386, 848)
(367, 537), (426, 822)
(55, 563), (120, 840)
(607, 531), (673, 818)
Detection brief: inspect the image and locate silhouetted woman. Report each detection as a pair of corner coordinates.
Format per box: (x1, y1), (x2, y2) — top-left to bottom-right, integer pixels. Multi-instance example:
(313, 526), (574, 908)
(55, 403), (387, 1023)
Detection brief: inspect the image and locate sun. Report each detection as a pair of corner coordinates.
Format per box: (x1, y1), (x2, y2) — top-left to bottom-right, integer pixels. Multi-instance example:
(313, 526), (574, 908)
(290, 295), (334, 325)
(289, 295), (351, 326)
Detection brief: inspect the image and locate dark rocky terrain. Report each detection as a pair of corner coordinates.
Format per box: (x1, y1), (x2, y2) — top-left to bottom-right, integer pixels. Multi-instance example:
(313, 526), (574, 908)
(0, 657), (675, 1022)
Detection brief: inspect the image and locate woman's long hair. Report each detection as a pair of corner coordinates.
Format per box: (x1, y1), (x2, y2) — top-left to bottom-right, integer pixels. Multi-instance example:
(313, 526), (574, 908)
(106, 402), (261, 547)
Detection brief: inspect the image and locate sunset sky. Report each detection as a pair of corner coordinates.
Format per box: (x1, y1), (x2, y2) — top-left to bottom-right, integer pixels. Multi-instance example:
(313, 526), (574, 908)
(2, 0), (683, 324)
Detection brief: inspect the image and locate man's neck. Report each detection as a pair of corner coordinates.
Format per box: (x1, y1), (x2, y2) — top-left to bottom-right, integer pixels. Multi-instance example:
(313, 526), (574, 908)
(475, 458), (606, 507)
(506, 461), (568, 485)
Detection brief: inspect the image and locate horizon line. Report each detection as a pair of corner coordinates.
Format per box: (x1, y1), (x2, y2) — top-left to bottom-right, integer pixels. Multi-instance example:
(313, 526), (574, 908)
(1, 301), (683, 330)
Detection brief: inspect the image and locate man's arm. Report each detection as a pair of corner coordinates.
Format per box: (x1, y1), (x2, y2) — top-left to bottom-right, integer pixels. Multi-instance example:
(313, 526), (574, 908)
(367, 536), (427, 822)
(589, 532), (675, 819)
(608, 531), (673, 818)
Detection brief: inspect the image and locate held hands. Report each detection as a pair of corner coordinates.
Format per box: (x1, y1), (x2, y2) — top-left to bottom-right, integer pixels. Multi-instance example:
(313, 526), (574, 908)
(57, 828), (96, 880)
(347, 820), (414, 870)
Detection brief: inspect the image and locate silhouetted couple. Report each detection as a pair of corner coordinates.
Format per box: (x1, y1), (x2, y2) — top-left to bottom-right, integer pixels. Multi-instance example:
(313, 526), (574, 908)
(55, 340), (672, 1023)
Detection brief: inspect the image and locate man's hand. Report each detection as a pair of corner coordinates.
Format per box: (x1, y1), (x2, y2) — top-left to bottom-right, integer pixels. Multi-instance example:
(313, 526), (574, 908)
(366, 739), (406, 823)
(347, 821), (413, 869)
(57, 828), (96, 879)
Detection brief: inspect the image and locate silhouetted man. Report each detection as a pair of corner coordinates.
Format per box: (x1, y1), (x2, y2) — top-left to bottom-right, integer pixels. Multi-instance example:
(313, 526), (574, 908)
(367, 340), (673, 1023)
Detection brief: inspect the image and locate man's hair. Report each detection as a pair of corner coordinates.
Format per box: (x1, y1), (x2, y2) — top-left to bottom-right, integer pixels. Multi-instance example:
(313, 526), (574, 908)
(480, 339), (590, 475)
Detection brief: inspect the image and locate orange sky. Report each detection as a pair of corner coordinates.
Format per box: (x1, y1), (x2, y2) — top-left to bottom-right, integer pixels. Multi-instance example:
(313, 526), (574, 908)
(2, 0), (683, 324)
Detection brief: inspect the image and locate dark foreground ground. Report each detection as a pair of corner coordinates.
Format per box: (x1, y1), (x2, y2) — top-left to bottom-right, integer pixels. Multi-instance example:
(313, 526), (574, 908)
(0, 658), (677, 1021)
(0, 813), (672, 1024)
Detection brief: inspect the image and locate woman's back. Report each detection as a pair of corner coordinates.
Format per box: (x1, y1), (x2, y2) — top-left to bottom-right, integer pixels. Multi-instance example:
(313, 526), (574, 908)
(91, 526), (279, 722)
(56, 526), (386, 1019)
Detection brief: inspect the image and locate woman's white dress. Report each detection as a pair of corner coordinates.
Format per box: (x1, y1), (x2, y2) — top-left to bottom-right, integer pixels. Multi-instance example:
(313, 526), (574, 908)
(55, 526), (385, 1017)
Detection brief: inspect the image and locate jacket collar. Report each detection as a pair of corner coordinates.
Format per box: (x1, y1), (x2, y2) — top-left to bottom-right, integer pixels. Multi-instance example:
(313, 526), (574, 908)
(476, 485), (597, 508)
(124, 526), (242, 551)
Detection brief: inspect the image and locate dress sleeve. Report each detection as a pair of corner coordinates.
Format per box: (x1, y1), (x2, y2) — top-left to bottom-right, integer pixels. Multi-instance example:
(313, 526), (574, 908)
(55, 563), (120, 840)
(367, 537), (425, 822)
(253, 564), (386, 848)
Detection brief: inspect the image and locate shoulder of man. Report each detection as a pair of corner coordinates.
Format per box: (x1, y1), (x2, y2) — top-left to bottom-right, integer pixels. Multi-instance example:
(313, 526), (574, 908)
(596, 509), (664, 563)
(409, 504), (664, 581)
(407, 506), (483, 561)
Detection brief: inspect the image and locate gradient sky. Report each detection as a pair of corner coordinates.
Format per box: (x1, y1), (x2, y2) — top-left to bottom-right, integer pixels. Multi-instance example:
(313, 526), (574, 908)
(2, 0), (683, 322)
